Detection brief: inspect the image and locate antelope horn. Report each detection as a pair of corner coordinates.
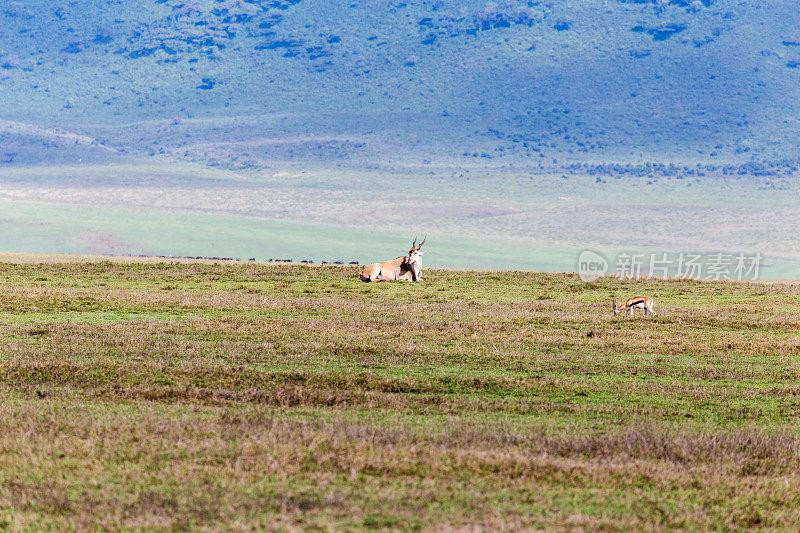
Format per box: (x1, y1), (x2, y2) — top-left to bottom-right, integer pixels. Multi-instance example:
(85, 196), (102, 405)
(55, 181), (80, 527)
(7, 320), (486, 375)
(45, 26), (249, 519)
(417, 234), (426, 249)
(411, 236), (417, 249)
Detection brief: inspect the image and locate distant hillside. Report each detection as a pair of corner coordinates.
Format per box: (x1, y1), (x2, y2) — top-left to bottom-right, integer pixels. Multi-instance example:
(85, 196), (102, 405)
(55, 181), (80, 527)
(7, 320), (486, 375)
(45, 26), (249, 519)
(1, 0), (800, 169)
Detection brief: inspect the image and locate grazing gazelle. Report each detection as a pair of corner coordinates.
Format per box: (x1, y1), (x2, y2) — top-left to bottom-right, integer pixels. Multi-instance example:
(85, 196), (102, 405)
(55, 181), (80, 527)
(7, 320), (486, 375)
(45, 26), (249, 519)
(613, 296), (656, 317)
(360, 236), (426, 282)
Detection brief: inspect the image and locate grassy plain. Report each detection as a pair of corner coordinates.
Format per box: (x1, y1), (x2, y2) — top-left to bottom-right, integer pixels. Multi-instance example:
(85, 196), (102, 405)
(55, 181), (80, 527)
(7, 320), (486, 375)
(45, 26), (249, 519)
(0, 257), (799, 530)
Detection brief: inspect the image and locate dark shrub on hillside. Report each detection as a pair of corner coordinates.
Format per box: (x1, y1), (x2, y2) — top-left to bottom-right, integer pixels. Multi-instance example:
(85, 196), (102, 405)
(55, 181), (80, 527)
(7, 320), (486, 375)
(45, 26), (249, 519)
(475, 2), (536, 30)
(93, 33), (114, 45)
(255, 38), (304, 50)
(197, 77), (215, 89)
(632, 23), (689, 41)
(650, 23), (687, 41)
(211, 1), (259, 23)
(258, 14), (284, 28)
(61, 42), (83, 54)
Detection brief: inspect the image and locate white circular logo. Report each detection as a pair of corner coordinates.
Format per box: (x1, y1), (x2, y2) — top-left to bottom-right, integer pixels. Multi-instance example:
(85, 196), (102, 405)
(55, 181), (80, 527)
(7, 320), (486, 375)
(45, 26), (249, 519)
(577, 250), (608, 282)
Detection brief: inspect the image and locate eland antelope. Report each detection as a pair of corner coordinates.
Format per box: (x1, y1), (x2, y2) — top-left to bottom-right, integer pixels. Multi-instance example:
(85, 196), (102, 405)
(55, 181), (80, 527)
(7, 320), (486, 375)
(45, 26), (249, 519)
(613, 296), (656, 317)
(360, 236), (426, 282)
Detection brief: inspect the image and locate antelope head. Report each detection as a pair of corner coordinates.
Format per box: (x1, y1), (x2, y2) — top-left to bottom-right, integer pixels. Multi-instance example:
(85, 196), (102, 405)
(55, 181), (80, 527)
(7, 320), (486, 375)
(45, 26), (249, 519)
(407, 235), (426, 267)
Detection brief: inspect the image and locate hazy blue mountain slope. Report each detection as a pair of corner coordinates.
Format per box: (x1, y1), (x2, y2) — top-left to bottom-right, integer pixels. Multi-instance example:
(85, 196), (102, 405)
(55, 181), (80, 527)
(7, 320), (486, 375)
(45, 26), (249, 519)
(1, 0), (799, 167)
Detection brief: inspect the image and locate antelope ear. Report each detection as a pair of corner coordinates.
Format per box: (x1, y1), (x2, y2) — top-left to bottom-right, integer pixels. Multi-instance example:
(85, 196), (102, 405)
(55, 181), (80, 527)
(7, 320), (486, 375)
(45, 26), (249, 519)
(418, 250), (426, 255)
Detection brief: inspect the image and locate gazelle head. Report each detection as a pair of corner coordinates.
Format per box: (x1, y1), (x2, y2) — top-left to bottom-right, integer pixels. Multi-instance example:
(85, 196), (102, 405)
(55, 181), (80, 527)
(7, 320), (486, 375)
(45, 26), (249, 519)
(407, 235), (426, 266)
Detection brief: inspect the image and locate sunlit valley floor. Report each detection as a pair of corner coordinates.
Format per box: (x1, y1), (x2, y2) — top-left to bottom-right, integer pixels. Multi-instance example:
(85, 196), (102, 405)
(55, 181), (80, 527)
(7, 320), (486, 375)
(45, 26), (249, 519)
(1, 156), (798, 277)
